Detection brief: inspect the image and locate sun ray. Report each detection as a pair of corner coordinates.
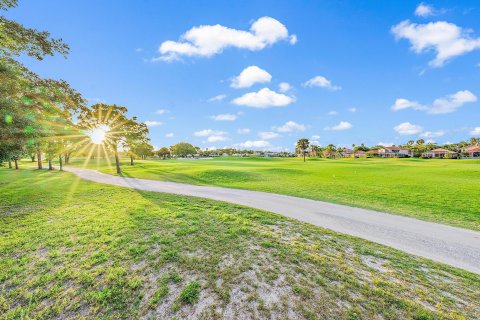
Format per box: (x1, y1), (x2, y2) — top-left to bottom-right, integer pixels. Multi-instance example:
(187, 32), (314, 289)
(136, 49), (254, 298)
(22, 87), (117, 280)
(82, 143), (97, 168)
(101, 143), (113, 171)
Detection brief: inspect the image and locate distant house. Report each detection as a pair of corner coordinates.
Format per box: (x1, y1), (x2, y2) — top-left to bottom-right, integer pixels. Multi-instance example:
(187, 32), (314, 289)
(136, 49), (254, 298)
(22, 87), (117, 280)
(378, 146), (412, 158)
(422, 148), (459, 159)
(339, 148), (353, 158)
(322, 149), (340, 158)
(264, 152), (281, 157)
(354, 150), (367, 158)
(366, 149), (379, 157)
(463, 145), (480, 158)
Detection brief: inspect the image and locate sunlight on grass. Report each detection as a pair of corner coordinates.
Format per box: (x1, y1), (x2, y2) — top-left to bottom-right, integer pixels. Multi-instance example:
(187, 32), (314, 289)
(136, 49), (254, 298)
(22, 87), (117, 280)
(68, 156), (480, 230)
(1, 168), (479, 318)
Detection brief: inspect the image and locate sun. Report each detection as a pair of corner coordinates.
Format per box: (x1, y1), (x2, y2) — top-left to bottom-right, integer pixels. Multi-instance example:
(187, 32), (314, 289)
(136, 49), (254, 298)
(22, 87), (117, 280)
(87, 125), (109, 144)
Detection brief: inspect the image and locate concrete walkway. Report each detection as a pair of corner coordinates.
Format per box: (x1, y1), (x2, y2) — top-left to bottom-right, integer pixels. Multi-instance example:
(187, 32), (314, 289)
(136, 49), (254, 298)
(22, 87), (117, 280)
(65, 167), (480, 274)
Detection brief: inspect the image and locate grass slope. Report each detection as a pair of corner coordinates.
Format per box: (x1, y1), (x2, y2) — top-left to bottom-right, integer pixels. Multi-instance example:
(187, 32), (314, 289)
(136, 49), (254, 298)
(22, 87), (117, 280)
(70, 157), (480, 231)
(1, 168), (479, 319)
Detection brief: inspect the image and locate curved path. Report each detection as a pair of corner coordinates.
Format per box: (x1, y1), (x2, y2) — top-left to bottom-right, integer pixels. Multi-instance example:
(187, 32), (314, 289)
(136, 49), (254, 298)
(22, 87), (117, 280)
(65, 167), (480, 274)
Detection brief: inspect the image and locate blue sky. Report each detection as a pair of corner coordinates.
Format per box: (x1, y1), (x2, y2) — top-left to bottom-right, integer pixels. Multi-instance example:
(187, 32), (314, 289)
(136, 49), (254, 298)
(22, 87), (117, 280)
(7, 0), (480, 150)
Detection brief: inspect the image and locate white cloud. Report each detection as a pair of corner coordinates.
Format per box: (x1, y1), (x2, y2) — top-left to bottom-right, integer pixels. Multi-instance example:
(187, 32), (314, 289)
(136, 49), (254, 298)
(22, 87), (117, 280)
(155, 109), (169, 115)
(328, 110), (338, 116)
(303, 76), (341, 91)
(310, 135), (320, 145)
(391, 98), (426, 111)
(392, 90), (477, 114)
(194, 129), (227, 137)
(415, 3), (434, 17)
(259, 131), (281, 140)
(135, 48), (143, 52)
(193, 129), (229, 143)
(348, 107), (357, 113)
(237, 140), (271, 148)
(378, 142), (394, 147)
(324, 121), (352, 131)
(420, 130), (445, 138)
(237, 128), (251, 134)
(391, 20), (480, 67)
(289, 34), (298, 45)
(165, 133), (174, 138)
(145, 121), (163, 127)
(208, 94), (227, 102)
(278, 82), (292, 92)
(394, 122), (423, 135)
(210, 113), (237, 121)
(470, 127), (480, 135)
(231, 66), (272, 88)
(207, 135), (228, 142)
(156, 17), (296, 61)
(274, 121), (306, 133)
(430, 90), (477, 114)
(232, 88), (295, 108)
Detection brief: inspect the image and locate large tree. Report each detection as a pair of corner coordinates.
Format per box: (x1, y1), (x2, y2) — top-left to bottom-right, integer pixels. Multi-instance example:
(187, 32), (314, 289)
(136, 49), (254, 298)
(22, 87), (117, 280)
(124, 122), (150, 165)
(0, 0), (69, 60)
(155, 147), (171, 159)
(0, 1), (85, 169)
(171, 142), (196, 158)
(131, 141), (154, 161)
(79, 104), (146, 174)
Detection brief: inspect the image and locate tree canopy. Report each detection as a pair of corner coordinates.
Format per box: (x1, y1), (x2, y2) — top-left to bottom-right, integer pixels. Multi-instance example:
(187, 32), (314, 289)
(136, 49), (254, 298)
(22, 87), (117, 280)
(171, 142), (196, 157)
(296, 138), (310, 162)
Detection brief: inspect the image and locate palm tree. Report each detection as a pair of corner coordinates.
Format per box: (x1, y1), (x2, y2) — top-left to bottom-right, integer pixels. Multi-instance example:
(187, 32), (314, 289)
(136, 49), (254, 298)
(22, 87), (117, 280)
(296, 138), (310, 162)
(324, 144), (337, 159)
(309, 144), (321, 157)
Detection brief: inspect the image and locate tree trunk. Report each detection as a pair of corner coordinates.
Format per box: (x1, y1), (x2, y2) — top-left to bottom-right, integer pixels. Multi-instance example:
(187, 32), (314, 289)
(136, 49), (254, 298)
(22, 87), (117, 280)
(37, 149), (43, 169)
(31, 154), (36, 162)
(114, 145), (122, 174)
(14, 159), (18, 170)
(65, 153), (71, 164)
(130, 155), (134, 165)
(303, 152), (306, 162)
(8, 159), (12, 169)
(59, 155), (63, 171)
(48, 159), (53, 170)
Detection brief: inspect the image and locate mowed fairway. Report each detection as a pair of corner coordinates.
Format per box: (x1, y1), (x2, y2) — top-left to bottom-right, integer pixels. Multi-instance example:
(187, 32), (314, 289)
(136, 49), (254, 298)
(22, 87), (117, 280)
(71, 157), (480, 231)
(1, 169), (480, 319)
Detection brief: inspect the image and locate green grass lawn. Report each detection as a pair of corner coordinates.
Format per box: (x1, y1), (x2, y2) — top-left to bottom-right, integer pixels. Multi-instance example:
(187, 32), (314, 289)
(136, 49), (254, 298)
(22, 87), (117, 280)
(68, 156), (480, 231)
(1, 168), (479, 319)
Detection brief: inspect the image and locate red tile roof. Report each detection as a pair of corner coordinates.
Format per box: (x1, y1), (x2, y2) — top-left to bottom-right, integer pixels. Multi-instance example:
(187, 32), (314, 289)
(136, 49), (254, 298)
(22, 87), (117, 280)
(430, 148), (454, 153)
(465, 145), (480, 151)
(467, 147), (480, 152)
(384, 146), (409, 151)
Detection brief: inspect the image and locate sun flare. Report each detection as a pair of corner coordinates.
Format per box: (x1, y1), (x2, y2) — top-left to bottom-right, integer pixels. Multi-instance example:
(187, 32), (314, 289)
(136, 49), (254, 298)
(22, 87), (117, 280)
(87, 125), (109, 145)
